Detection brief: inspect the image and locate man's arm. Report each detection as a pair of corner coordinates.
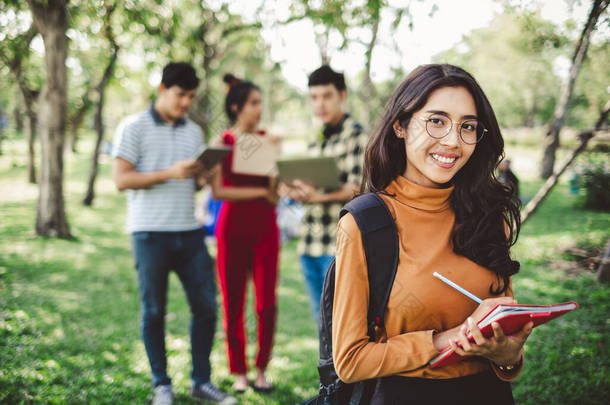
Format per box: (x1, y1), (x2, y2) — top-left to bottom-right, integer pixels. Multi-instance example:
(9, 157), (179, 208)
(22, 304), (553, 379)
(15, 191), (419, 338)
(112, 157), (200, 191)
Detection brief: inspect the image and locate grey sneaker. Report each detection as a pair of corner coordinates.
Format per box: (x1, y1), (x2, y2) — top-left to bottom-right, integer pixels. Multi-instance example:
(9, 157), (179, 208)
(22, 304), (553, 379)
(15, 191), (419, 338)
(191, 382), (238, 405)
(153, 384), (173, 405)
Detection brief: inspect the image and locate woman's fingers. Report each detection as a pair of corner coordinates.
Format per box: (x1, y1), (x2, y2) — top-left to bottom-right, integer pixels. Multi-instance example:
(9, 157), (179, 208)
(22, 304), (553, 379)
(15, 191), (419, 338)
(468, 317), (488, 346)
(491, 321), (507, 343)
(511, 320), (534, 343)
(456, 324), (473, 352)
(449, 337), (467, 356)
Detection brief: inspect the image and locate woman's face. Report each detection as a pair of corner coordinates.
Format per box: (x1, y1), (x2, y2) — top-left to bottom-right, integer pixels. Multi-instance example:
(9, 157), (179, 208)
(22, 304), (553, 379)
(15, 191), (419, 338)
(236, 89), (262, 128)
(397, 86), (477, 188)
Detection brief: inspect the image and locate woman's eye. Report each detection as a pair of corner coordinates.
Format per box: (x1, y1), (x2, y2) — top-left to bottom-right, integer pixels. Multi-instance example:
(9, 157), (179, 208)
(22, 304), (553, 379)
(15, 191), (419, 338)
(428, 118), (444, 126)
(462, 123), (476, 132)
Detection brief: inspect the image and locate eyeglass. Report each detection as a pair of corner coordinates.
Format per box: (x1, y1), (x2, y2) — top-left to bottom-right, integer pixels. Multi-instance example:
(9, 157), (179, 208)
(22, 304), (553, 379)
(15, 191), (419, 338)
(413, 114), (487, 145)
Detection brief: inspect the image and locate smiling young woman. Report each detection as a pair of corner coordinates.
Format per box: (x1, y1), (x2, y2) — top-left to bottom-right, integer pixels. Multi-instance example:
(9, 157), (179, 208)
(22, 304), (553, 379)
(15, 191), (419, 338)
(331, 64), (528, 404)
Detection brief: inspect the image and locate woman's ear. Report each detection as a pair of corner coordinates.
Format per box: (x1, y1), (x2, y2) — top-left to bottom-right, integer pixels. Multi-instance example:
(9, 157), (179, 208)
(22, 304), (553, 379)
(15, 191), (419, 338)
(393, 120), (404, 139)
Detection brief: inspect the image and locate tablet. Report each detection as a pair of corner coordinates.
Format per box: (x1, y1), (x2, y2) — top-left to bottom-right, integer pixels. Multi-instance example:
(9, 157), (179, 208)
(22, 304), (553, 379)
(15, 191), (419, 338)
(192, 145), (232, 169)
(276, 156), (341, 189)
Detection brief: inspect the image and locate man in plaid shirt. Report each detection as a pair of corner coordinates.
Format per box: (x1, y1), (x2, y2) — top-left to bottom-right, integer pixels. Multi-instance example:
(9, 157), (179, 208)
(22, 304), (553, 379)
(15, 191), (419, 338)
(280, 65), (368, 323)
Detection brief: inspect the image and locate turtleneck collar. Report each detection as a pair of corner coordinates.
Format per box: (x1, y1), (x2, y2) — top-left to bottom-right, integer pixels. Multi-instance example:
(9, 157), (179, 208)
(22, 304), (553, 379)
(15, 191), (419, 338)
(384, 175), (454, 212)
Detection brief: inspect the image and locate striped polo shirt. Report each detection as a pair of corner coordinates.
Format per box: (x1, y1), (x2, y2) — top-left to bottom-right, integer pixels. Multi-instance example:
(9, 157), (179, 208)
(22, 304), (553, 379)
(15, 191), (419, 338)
(112, 104), (204, 233)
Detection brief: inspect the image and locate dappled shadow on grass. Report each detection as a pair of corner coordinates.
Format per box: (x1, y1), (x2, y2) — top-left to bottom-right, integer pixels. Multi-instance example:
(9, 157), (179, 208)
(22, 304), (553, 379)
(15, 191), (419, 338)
(1, 139), (322, 403)
(508, 183), (610, 404)
(511, 267), (609, 404)
(0, 204), (321, 404)
(0, 253), (151, 404)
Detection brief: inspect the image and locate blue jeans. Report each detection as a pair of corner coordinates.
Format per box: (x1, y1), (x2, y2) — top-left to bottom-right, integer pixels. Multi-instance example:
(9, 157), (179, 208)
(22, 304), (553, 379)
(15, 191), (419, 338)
(131, 229), (217, 387)
(300, 254), (335, 323)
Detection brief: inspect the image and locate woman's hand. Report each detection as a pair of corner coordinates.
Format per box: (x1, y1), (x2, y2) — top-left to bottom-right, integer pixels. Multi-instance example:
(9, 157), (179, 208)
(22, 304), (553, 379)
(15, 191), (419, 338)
(450, 316), (532, 366)
(268, 134), (282, 145)
(433, 297), (532, 366)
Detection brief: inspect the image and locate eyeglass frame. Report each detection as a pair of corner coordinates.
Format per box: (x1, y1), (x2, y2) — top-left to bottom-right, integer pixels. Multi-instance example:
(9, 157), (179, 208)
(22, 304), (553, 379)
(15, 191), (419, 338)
(411, 114), (488, 145)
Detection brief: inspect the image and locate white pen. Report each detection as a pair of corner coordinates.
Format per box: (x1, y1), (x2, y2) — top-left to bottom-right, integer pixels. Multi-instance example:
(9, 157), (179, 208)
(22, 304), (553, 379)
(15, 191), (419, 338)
(433, 271), (483, 304)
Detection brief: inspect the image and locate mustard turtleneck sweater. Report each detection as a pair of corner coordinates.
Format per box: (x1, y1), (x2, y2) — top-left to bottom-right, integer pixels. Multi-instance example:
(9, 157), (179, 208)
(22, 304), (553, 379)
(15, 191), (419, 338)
(332, 175), (521, 382)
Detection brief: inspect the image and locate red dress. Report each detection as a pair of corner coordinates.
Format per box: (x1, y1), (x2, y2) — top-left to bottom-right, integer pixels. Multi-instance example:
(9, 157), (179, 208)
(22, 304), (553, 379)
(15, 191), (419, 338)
(214, 130), (280, 374)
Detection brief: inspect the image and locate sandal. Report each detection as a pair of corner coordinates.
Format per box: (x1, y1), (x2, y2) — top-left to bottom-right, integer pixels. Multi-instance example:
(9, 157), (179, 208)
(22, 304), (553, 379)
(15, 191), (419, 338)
(251, 382), (274, 393)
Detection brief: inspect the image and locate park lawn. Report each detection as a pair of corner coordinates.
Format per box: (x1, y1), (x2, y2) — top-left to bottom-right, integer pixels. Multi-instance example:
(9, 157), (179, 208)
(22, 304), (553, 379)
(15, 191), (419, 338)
(1, 135), (609, 404)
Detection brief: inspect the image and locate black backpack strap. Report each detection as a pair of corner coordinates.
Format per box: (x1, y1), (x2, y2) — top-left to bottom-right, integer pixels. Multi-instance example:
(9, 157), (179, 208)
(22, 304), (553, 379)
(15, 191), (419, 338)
(340, 193), (399, 338)
(313, 193), (397, 405)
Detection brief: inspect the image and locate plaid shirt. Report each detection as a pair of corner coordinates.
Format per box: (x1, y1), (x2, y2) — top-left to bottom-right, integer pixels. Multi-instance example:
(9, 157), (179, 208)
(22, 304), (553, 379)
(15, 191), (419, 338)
(297, 115), (368, 257)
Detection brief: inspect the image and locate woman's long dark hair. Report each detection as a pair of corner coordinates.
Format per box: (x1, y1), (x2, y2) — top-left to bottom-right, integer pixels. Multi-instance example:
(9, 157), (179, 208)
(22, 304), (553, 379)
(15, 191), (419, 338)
(223, 73), (259, 124)
(362, 64), (521, 294)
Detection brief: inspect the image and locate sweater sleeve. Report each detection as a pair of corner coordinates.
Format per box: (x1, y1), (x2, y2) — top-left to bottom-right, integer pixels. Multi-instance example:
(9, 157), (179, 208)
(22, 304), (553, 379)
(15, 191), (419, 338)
(332, 213), (440, 383)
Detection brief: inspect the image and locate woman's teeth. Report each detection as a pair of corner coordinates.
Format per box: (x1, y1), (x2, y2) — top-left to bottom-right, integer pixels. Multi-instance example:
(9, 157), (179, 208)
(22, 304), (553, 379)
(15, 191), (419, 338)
(432, 153), (457, 164)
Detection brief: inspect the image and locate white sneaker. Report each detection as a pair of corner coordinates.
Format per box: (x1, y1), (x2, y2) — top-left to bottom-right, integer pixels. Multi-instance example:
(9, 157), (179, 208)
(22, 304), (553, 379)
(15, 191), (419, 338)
(191, 382), (238, 405)
(153, 384), (173, 405)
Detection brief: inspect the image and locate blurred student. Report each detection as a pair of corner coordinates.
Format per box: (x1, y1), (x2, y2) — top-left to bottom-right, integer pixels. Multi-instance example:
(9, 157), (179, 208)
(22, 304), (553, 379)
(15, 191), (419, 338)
(279, 65), (368, 323)
(112, 62), (236, 405)
(211, 73), (279, 394)
(498, 158), (520, 200)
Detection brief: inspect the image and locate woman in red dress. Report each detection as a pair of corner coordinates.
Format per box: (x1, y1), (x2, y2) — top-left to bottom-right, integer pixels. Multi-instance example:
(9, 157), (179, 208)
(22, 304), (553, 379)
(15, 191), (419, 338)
(211, 74), (279, 394)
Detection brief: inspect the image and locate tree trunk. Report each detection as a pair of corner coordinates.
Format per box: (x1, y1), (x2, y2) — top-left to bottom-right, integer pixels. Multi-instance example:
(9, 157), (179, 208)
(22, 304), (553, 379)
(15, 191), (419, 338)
(20, 86), (39, 184)
(363, 15), (380, 125)
(2, 23), (40, 183)
(597, 239), (610, 283)
(27, 113), (37, 184)
(68, 99), (92, 153)
(315, 27), (331, 65)
(0, 105), (4, 156)
(540, 0), (609, 179)
(189, 61), (212, 141)
(525, 96), (537, 128)
(82, 100), (104, 206)
(522, 100), (610, 225)
(69, 124), (79, 153)
(29, 0), (71, 238)
(188, 15), (215, 141)
(84, 39), (118, 206)
(14, 93), (24, 133)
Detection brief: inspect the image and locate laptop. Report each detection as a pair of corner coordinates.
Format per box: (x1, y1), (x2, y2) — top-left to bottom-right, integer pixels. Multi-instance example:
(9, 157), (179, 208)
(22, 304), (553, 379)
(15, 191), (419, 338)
(276, 156), (341, 189)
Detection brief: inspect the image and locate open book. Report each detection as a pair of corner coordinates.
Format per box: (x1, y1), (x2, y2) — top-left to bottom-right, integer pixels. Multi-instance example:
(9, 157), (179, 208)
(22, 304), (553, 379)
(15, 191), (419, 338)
(429, 301), (578, 368)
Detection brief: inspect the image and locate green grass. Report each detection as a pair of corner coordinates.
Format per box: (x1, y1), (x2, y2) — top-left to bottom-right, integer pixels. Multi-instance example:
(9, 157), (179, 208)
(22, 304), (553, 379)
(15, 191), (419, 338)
(1, 133), (609, 404)
(508, 180), (610, 404)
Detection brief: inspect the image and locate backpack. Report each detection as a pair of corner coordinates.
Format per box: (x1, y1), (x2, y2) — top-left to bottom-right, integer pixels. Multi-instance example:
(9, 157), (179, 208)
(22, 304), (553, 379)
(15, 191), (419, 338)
(303, 192), (399, 405)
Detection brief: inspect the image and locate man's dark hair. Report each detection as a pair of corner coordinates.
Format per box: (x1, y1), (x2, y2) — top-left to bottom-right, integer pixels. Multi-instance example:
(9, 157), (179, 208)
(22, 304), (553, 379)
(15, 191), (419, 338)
(308, 65), (346, 92)
(161, 62), (199, 90)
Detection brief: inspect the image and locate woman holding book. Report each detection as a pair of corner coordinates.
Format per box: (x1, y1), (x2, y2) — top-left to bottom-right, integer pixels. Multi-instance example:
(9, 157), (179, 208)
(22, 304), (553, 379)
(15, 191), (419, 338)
(332, 64), (532, 404)
(211, 74), (279, 394)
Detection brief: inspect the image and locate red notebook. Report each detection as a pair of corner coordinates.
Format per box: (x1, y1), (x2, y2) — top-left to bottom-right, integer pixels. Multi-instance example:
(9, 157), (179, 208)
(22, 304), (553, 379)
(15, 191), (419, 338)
(429, 301), (578, 368)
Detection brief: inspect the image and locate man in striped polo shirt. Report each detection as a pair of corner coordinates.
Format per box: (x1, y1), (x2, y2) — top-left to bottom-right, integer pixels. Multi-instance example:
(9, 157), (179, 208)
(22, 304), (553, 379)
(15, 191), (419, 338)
(112, 62), (236, 405)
